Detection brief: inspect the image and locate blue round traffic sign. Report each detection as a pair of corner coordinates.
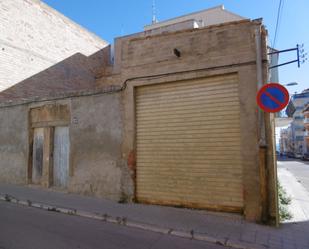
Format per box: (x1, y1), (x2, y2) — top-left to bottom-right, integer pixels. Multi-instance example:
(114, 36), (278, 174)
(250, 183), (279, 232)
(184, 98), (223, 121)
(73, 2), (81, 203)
(256, 83), (289, 113)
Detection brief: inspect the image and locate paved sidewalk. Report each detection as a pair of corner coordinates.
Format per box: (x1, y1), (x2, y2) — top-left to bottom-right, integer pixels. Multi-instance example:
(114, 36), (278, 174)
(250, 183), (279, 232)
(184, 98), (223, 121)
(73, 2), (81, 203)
(1, 183), (309, 249)
(278, 167), (309, 222)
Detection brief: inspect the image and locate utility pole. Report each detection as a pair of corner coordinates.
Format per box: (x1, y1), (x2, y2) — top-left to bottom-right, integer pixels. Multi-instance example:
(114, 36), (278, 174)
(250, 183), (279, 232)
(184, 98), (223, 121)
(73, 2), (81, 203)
(268, 44), (307, 69)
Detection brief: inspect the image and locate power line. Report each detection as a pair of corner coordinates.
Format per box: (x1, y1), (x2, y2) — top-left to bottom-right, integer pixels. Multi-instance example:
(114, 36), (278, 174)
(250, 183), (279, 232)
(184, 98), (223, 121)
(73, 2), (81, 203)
(273, 0), (284, 48)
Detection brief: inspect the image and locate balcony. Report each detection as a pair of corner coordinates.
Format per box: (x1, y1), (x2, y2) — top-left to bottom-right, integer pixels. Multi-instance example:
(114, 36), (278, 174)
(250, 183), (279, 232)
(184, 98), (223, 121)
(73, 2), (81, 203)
(305, 118), (309, 129)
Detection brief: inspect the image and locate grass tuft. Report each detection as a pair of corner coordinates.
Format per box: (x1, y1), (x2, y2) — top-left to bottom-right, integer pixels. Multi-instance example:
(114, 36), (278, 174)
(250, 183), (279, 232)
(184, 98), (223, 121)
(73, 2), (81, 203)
(278, 182), (292, 221)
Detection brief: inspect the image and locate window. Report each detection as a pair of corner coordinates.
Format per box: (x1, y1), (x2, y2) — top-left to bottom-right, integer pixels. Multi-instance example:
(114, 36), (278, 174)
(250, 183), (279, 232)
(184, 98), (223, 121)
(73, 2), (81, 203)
(296, 136), (304, 141)
(294, 116), (304, 120)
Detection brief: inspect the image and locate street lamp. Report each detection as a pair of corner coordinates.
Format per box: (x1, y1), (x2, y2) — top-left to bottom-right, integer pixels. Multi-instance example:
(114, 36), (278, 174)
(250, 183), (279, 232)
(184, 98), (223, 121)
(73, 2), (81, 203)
(283, 82), (298, 87)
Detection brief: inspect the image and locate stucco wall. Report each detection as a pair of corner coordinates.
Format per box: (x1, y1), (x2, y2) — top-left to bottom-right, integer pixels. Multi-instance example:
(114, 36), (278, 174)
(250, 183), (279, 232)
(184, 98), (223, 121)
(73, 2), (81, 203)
(69, 93), (131, 200)
(0, 92), (127, 201)
(0, 105), (28, 184)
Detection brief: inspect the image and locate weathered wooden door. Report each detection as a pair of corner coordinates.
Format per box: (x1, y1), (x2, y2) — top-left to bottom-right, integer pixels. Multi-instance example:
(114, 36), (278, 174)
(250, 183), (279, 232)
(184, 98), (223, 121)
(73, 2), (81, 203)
(32, 128), (44, 184)
(53, 127), (70, 188)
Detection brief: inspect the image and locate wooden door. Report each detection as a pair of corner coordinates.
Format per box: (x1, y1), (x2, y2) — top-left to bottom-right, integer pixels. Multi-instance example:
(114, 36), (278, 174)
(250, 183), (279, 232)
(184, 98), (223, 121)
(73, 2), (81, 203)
(32, 128), (44, 184)
(53, 127), (70, 188)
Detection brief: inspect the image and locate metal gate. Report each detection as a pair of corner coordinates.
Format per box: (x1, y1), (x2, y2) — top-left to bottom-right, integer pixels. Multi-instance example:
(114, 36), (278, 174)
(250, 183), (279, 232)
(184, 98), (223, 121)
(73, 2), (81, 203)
(135, 74), (243, 211)
(53, 127), (70, 188)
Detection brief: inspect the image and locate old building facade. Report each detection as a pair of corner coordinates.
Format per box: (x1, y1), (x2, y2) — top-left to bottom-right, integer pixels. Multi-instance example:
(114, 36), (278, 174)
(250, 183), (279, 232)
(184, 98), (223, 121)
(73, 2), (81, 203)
(284, 89), (309, 158)
(304, 104), (309, 159)
(144, 5), (245, 34)
(0, 7), (278, 224)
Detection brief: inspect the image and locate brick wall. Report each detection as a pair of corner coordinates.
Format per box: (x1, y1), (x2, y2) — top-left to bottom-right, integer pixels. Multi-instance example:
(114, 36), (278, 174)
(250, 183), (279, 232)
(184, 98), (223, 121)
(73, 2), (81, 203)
(0, 53), (97, 102)
(0, 0), (108, 91)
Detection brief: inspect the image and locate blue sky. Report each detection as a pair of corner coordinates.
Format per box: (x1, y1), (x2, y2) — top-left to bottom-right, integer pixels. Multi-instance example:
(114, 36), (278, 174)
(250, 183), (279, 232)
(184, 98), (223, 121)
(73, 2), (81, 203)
(44, 0), (308, 93)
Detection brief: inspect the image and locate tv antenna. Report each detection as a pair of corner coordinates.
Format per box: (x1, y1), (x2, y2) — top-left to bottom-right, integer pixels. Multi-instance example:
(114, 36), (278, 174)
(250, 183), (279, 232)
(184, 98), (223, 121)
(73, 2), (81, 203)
(152, 0), (158, 24)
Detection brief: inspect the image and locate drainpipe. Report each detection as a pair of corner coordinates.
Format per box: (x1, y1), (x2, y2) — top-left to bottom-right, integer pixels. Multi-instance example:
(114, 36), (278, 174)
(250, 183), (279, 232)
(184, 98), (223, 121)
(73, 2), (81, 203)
(255, 24), (266, 146)
(255, 23), (268, 223)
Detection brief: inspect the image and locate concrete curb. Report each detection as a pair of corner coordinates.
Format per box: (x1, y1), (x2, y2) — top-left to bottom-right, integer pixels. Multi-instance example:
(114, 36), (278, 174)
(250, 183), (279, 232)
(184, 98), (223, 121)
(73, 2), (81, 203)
(0, 194), (267, 249)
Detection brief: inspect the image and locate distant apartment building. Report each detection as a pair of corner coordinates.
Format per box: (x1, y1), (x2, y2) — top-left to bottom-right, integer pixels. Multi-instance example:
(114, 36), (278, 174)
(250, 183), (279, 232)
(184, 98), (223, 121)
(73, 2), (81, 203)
(268, 48), (279, 84)
(279, 126), (294, 155)
(284, 89), (309, 157)
(0, 0), (107, 92)
(279, 128), (288, 154)
(303, 104), (309, 158)
(144, 5), (245, 33)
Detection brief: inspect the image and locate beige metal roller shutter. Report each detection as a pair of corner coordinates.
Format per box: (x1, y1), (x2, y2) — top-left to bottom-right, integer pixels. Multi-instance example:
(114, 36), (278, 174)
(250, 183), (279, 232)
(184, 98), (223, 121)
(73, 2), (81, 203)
(135, 74), (243, 212)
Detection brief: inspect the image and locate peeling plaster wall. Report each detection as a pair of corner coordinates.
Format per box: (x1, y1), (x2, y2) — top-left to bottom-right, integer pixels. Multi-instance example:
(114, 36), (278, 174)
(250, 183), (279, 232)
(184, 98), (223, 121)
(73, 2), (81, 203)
(0, 105), (28, 184)
(69, 93), (131, 200)
(0, 92), (128, 201)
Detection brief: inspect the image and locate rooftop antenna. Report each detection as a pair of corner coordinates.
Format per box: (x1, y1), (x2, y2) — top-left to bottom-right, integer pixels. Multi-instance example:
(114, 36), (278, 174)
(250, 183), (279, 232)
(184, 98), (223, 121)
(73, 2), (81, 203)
(152, 0), (158, 24)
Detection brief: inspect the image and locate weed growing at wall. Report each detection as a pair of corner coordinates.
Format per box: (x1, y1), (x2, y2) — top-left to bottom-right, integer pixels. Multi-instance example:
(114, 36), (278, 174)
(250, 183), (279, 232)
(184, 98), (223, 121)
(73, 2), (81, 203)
(278, 181), (292, 221)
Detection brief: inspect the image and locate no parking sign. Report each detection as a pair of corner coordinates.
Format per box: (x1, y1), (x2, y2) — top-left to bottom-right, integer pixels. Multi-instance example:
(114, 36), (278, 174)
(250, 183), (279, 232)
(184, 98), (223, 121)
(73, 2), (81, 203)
(256, 83), (289, 113)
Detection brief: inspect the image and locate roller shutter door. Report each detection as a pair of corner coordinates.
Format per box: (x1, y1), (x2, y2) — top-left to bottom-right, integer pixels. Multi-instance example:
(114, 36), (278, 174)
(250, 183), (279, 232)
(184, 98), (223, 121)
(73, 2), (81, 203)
(135, 74), (243, 212)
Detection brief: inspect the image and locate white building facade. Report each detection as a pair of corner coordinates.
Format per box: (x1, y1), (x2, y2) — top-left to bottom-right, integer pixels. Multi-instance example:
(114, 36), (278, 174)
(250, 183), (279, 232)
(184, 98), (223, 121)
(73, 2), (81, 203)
(284, 89), (309, 157)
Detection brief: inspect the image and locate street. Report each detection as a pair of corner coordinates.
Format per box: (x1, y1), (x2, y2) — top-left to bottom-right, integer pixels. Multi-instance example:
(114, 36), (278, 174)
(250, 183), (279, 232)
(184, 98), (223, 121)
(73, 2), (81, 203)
(277, 158), (309, 222)
(277, 158), (309, 193)
(0, 202), (228, 249)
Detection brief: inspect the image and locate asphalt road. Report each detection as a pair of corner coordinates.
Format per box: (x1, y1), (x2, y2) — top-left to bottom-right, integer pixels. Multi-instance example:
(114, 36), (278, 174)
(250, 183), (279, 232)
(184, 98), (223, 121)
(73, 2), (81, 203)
(0, 202), (228, 249)
(277, 158), (309, 193)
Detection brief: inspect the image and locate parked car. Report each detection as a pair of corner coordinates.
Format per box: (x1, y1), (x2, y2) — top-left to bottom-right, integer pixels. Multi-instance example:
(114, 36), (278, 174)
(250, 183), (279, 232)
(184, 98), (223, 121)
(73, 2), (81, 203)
(294, 153), (303, 159)
(286, 152), (294, 158)
(302, 153), (309, 161)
